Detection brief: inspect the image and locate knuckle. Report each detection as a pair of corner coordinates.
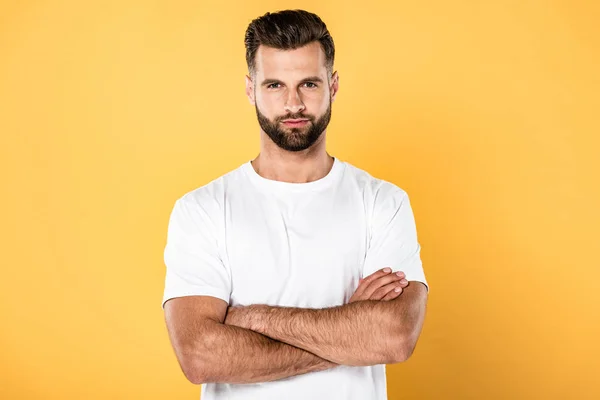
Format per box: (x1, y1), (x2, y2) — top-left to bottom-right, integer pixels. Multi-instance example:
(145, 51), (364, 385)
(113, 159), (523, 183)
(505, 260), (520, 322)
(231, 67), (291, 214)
(379, 276), (397, 286)
(385, 291), (399, 300)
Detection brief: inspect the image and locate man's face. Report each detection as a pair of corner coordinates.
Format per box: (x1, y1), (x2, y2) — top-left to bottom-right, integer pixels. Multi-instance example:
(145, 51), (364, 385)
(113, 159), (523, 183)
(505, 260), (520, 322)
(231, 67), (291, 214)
(246, 41), (339, 152)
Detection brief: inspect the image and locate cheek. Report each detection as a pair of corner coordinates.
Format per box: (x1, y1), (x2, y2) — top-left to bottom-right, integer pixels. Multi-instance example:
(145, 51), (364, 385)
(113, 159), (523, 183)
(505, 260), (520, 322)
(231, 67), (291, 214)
(306, 95), (329, 115)
(304, 90), (329, 108)
(256, 92), (281, 112)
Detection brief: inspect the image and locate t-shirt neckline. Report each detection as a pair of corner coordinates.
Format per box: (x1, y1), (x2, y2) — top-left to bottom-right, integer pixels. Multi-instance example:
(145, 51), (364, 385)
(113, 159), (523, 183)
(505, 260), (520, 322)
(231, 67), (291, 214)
(242, 156), (343, 192)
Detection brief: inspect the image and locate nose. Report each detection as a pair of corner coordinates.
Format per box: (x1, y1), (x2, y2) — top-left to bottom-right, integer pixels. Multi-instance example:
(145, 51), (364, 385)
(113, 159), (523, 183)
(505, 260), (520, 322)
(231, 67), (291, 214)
(284, 89), (305, 114)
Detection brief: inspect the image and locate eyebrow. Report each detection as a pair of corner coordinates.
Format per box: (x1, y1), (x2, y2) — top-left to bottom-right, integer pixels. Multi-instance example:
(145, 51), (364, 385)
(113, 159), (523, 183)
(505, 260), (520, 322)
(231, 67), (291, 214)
(260, 76), (324, 87)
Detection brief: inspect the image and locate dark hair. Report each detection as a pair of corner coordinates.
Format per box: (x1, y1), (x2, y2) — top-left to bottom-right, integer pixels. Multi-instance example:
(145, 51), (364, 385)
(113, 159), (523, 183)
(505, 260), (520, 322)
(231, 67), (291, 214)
(244, 9), (335, 78)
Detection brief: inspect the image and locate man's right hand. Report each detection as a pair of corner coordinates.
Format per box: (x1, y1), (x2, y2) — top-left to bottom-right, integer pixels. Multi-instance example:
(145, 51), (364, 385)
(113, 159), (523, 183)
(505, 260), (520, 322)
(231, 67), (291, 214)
(349, 268), (408, 303)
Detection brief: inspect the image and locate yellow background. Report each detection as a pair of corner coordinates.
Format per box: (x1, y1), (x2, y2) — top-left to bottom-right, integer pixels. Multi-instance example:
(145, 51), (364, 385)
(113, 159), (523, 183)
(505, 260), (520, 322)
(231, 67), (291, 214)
(1, 0), (599, 398)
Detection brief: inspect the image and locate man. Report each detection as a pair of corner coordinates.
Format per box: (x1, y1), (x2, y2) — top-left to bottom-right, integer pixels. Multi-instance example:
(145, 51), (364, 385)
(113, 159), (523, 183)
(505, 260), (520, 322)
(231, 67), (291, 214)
(162, 9), (429, 400)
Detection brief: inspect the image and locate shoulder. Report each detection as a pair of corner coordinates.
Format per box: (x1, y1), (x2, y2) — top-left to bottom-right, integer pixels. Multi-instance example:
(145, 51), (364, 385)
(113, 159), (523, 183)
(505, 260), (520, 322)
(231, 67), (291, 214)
(171, 163), (246, 223)
(177, 163), (245, 208)
(342, 160), (408, 204)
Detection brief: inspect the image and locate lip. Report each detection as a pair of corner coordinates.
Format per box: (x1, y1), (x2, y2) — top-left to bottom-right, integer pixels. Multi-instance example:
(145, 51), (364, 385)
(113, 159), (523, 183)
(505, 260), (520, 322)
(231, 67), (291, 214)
(282, 119), (309, 126)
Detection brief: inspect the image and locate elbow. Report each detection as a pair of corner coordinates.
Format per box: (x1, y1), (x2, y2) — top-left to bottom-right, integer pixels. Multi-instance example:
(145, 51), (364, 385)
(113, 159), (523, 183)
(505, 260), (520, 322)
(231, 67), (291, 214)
(174, 324), (223, 384)
(179, 347), (208, 385)
(384, 343), (407, 365)
(384, 344), (407, 365)
(181, 353), (221, 385)
(387, 331), (418, 364)
(183, 368), (203, 385)
(177, 332), (220, 384)
(391, 343), (414, 364)
(188, 370), (209, 386)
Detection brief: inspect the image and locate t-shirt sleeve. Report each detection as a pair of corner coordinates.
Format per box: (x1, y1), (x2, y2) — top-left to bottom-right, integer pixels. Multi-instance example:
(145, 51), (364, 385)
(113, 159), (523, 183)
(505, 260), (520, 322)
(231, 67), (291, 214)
(362, 185), (429, 293)
(161, 196), (232, 309)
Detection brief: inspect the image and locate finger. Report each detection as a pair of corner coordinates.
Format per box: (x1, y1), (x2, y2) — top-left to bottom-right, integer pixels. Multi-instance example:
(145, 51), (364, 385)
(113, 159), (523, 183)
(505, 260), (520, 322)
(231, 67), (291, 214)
(354, 268), (393, 297)
(370, 281), (404, 300)
(363, 272), (406, 298)
(381, 285), (404, 300)
(352, 278), (365, 300)
(362, 267), (392, 285)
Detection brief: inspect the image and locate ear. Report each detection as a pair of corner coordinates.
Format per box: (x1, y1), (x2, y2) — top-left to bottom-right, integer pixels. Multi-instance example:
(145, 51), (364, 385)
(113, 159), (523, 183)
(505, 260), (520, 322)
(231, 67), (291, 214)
(245, 74), (255, 105)
(330, 71), (339, 103)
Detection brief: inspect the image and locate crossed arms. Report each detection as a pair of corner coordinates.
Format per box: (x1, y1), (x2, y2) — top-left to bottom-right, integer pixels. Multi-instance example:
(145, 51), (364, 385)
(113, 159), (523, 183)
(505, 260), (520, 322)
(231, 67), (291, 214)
(163, 187), (428, 384)
(163, 281), (427, 385)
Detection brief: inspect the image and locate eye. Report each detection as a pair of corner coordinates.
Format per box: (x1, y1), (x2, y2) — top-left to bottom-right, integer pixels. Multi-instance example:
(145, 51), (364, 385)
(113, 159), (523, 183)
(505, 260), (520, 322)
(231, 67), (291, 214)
(303, 82), (317, 88)
(267, 83), (281, 89)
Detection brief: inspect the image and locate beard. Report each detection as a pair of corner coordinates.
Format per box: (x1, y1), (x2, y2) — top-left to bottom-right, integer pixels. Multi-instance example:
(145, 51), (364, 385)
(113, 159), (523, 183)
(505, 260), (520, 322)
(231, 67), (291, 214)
(255, 100), (332, 152)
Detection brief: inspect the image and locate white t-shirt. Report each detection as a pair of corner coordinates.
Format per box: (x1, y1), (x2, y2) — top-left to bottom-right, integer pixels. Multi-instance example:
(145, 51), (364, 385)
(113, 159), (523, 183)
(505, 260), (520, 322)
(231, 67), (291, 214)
(162, 156), (429, 400)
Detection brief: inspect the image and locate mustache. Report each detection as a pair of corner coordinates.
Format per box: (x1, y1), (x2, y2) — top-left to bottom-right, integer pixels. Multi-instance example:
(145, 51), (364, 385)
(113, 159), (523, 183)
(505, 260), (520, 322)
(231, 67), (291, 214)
(275, 113), (314, 122)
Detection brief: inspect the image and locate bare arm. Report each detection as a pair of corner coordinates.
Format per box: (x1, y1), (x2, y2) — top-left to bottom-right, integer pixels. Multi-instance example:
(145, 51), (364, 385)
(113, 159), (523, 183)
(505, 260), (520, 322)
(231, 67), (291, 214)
(224, 299), (395, 366)
(164, 295), (339, 385)
(221, 187), (430, 366)
(224, 281), (428, 366)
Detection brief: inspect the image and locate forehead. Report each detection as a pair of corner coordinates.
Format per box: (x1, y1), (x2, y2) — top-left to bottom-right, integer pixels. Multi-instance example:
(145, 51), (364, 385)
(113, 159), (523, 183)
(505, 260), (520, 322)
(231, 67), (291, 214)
(254, 41), (327, 79)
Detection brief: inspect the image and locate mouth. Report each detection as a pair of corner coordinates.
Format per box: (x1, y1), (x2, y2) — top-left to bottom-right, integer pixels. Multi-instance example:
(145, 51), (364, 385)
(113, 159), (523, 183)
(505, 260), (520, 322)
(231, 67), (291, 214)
(281, 119), (309, 127)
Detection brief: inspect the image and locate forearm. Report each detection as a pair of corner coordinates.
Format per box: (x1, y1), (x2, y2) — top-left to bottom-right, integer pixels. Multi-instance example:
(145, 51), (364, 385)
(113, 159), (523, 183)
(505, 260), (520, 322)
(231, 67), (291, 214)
(190, 321), (339, 384)
(226, 300), (398, 366)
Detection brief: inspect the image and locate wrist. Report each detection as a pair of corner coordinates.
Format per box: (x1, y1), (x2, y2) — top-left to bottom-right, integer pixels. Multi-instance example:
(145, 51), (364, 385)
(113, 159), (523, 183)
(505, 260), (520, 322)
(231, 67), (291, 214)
(245, 304), (266, 333)
(225, 305), (263, 332)
(224, 305), (242, 328)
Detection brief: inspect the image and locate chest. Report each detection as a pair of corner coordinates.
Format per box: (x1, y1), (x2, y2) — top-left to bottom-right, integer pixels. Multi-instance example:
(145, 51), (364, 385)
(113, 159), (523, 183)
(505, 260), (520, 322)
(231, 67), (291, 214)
(223, 190), (368, 308)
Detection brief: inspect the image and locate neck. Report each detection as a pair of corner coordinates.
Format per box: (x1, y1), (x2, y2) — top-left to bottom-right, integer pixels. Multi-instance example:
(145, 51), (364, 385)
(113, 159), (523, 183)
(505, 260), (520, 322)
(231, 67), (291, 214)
(251, 132), (334, 184)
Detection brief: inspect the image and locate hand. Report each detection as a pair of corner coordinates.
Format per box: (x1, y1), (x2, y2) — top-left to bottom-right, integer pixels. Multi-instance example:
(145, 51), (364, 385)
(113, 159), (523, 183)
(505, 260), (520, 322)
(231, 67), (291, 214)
(349, 268), (408, 303)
